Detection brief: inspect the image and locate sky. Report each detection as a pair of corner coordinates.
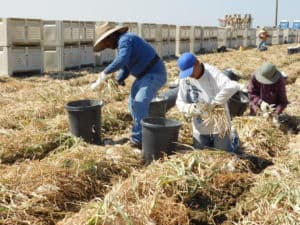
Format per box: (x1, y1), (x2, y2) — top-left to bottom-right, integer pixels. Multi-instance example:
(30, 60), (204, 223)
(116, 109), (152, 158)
(1, 0), (299, 27)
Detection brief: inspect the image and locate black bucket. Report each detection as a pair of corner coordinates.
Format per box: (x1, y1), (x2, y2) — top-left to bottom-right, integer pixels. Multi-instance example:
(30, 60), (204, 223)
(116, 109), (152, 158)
(159, 86), (179, 112)
(148, 96), (168, 117)
(141, 117), (181, 164)
(228, 91), (249, 117)
(65, 99), (103, 144)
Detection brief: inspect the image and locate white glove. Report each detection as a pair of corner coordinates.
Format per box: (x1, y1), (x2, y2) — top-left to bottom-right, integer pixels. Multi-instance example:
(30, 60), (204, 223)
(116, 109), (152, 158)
(90, 72), (107, 90)
(260, 101), (275, 113)
(185, 102), (205, 117)
(238, 83), (248, 93)
(272, 116), (280, 127)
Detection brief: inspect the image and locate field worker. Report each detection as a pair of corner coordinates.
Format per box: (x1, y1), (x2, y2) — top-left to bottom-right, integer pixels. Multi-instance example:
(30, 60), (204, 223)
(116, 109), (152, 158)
(257, 28), (269, 51)
(91, 22), (167, 149)
(176, 53), (240, 152)
(248, 62), (289, 126)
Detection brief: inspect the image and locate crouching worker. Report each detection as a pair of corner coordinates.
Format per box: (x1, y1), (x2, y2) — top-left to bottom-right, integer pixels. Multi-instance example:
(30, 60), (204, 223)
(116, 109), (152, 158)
(248, 62), (289, 127)
(176, 53), (240, 152)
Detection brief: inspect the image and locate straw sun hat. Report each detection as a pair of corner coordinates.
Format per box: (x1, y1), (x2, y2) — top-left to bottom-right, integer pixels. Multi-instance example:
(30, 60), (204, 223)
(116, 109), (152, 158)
(93, 22), (128, 52)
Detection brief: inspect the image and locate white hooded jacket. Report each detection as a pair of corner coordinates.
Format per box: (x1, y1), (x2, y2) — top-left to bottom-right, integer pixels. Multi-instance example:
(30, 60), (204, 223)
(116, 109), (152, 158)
(176, 63), (239, 135)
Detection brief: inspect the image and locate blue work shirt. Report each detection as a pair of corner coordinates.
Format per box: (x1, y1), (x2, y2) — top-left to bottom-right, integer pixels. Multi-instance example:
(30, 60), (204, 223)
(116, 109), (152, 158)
(103, 32), (157, 81)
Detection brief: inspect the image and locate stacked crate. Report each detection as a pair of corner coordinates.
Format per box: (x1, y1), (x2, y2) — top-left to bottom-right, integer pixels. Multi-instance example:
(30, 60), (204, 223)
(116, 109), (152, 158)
(202, 26), (218, 52)
(283, 29), (297, 43)
(190, 26), (202, 54)
(175, 25), (191, 56)
(272, 29), (284, 45)
(121, 22), (139, 34)
(229, 29), (238, 49)
(139, 23), (159, 56)
(156, 24), (169, 58)
(168, 25), (176, 57)
(218, 27), (231, 48)
(79, 21), (95, 67)
(243, 28), (256, 47)
(0, 18), (43, 76)
(236, 29), (244, 48)
(43, 20), (81, 72)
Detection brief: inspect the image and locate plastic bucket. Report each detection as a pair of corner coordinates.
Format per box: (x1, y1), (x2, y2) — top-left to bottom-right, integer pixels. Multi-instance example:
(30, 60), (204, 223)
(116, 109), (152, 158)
(148, 96), (168, 117)
(65, 99), (103, 144)
(228, 91), (249, 117)
(159, 87), (179, 112)
(141, 117), (181, 164)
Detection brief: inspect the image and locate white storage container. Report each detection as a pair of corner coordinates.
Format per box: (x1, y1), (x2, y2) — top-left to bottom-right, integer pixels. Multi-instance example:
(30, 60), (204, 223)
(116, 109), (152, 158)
(0, 18), (42, 46)
(80, 45), (95, 66)
(95, 48), (116, 66)
(121, 22), (139, 34)
(192, 26), (202, 40)
(139, 23), (156, 42)
(202, 27), (211, 39)
(43, 20), (81, 47)
(156, 24), (169, 42)
(43, 46), (80, 72)
(0, 46), (42, 76)
(79, 21), (95, 43)
(218, 28), (230, 47)
(176, 40), (190, 56)
(283, 29), (297, 43)
(168, 41), (176, 56)
(168, 25), (176, 41)
(176, 26), (190, 41)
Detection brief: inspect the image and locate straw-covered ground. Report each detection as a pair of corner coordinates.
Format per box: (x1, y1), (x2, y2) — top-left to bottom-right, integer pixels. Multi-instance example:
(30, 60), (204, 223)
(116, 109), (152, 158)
(0, 44), (299, 225)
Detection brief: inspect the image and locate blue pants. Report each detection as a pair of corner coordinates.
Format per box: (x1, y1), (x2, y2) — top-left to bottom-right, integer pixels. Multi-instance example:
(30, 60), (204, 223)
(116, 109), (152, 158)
(258, 40), (266, 49)
(193, 133), (232, 152)
(129, 60), (166, 144)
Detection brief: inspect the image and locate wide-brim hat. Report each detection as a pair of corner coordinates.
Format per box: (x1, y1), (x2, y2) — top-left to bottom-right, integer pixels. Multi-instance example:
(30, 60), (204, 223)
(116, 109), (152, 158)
(259, 28), (267, 34)
(93, 22), (128, 52)
(255, 62), (281, 84)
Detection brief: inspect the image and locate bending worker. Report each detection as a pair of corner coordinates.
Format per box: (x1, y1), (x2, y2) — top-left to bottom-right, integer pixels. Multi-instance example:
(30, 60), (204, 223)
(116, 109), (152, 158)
(91, 22), (167, 149)
(176, 53), (239, 152)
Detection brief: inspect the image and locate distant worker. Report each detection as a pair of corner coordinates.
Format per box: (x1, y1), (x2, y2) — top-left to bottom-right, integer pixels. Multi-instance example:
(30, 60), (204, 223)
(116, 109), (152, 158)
(257, 28), (269, 51)
(91, 22), (167, 149)
(176, 52), (239, 152)
(248, 62), (289, 126)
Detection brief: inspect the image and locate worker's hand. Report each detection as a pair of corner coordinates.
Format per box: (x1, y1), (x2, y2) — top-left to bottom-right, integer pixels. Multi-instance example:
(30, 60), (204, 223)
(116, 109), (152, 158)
(238, 83), (248, 93)
(116, 79), (125, 86)
(185, 102), (205, 117)
(90, 72), (107, 90)
(260, 101), (275, 113)
(272, 115), (280, 128)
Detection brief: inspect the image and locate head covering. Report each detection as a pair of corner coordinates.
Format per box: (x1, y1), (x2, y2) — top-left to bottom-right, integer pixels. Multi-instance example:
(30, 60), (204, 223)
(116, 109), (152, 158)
(177, 53), (197, 79)
(255, 62), (281, 84)
(259, 27), (267, 34)
(93, 22), (128, 52)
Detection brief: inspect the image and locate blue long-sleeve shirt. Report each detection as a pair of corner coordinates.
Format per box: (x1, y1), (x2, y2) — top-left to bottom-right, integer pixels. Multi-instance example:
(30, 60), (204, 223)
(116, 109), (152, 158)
(103, 32), (157, 81)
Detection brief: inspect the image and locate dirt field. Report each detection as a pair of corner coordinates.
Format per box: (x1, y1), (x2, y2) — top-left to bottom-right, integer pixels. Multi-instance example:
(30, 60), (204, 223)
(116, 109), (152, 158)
(0, 44), (299, 225)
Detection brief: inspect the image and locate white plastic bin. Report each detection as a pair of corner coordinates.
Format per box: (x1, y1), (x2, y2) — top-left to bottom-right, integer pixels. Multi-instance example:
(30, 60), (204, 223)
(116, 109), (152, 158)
(0, 18), (42, 46)
(121, 22), (139, 34)
(0, 46), (42, 76)
(80, 45), (95, 66)
(168, 25), (176, 41)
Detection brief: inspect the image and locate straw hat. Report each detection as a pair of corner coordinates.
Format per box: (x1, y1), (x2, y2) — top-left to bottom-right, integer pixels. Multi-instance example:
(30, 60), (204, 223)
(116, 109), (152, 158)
(255, 62), (281, 85)
(93, 22), (128, 52)
(259, 27), (267, 34)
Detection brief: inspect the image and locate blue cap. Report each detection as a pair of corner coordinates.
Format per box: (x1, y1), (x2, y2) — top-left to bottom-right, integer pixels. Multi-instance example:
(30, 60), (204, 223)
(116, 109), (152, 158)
(177, 53), (197, 79)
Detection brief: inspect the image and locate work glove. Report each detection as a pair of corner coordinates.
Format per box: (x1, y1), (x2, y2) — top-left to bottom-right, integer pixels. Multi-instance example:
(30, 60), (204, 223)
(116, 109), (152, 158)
(238, 83), (248, 93)
(260, 101), (276, 113)
(90, 72), (107, 90)
(116, 79), (125, 86)
(185, 102), (205, 117)
(272, 115), (280, 128)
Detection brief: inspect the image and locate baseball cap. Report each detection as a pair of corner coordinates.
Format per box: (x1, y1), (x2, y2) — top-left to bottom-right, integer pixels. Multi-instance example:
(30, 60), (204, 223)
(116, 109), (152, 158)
(177, 53), (197, 79)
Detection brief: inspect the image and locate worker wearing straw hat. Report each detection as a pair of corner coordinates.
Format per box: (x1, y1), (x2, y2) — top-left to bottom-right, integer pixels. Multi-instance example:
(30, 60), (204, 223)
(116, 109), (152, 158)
(91, 22), (166, 149)
(248, 62), (289, 126)
(257, 27), (269, 51)
(176, 53), (240, 152)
